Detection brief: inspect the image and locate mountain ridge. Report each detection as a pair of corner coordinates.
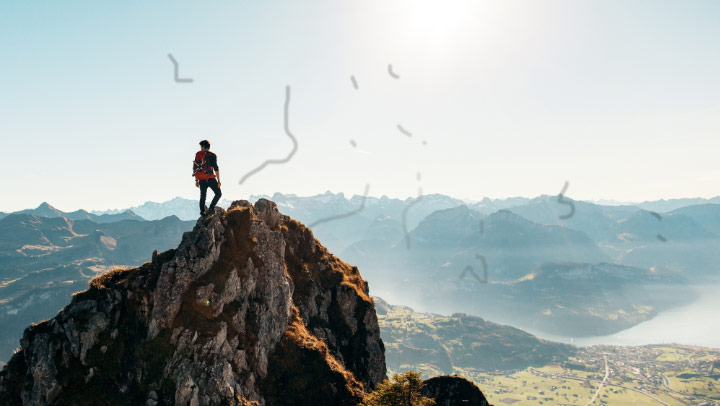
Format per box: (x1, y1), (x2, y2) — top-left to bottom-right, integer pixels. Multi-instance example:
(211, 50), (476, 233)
(12, 202), (144, 223)
(0, 199), (386, 405)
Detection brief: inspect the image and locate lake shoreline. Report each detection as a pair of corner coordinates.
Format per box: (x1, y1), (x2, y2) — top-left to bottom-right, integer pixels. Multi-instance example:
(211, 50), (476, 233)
(523, 284), (720, 349)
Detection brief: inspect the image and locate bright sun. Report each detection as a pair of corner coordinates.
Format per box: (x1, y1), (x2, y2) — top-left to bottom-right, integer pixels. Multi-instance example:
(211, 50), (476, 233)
(390, 0), (509, 59)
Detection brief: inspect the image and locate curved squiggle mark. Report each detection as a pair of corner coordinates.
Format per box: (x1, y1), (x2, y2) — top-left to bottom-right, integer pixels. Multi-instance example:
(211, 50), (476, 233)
(397, 124), (413, 137)
(459, 254), (488, 284)
(308, 184), (370, 227)
(649, 211), (667, 242)
(350, 75), (359, 90)
(167, 53), (193, 83)
(239, 85), (298, 185)
(557, 181), (575, 220)
(402, 188), (423, 249)
(388, 64), (400, 79)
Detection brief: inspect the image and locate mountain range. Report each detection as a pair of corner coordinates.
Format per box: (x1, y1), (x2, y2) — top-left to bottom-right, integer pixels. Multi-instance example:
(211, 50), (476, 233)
(0, 211), (195, 362)
(1, 192), (719, 360)
(11, 202), (143, 223)
(0, 201), (390, 405)
(87, 193), (720, 222)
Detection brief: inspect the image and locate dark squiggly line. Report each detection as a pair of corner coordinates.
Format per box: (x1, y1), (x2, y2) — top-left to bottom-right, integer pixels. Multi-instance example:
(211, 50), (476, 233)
(557, 181), (575, 220)
(402, 188), (423, 249)
(397, 124), (412, 137)
(308, 184), (370, 227)
(239, 86), (298, 185)
(167, 53), (193, 83)
(459, 254), (488, 284)
(388, 64), (400, 79)
(649, 212), (667, 242)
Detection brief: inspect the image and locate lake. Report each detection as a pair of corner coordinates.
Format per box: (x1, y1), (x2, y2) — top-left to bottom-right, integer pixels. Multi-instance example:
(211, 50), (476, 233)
(525, 284), (720, 349)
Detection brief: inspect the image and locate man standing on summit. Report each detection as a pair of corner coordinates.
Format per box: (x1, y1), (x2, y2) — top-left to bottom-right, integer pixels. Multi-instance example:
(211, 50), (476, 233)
(193, 140), (222, 216)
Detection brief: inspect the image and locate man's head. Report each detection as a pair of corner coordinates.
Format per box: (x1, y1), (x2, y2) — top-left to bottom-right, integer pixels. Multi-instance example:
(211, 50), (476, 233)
(199, 140), (211, 151)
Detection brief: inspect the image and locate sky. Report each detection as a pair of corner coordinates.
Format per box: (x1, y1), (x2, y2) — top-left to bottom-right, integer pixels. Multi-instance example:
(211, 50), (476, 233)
(1, 0), (719, 212)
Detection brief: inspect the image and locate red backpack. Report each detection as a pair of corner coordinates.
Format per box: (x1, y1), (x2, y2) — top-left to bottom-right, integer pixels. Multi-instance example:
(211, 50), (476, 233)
(192, 151), (215, 178)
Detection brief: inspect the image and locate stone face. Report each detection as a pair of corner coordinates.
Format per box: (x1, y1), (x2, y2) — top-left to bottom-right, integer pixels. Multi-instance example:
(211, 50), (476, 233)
(421, 376), (492, 406)
(0, 199), (386, 406)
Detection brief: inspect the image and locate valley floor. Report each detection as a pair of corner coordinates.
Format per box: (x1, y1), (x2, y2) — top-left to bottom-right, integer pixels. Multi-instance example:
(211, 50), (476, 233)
(393, 344), (720, 406)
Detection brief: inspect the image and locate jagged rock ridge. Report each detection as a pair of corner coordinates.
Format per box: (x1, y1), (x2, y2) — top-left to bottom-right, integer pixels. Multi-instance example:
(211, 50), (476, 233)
(0, 199), (386, 405)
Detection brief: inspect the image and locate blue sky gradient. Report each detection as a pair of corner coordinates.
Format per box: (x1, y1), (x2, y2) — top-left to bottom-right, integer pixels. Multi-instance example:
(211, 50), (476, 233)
(2, 0), (719, 211)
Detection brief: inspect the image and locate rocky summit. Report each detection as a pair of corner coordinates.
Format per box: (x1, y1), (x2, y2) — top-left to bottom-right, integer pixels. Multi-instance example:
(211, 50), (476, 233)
(0, 199), (386, 406)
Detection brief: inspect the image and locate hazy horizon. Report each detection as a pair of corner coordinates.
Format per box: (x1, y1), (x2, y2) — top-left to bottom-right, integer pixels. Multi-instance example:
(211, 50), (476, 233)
(4, 190), (720, 214)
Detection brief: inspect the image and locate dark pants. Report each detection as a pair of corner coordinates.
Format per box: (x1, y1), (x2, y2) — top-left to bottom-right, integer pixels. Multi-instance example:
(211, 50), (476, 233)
(199, 178), (222, 214)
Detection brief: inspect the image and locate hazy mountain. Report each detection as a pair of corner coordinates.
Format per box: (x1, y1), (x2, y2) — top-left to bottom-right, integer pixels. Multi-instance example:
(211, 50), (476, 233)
(501, 198), (720, 279)
(376, 261), (695, 337)
(488, 262), (693, 336)
(669, 203), (720, 235)
(0, 259), (106, 363)
(589, 198), (638, 206)
(14, 202), (144, 223)
(504, 195), (637, 242)
(376, 297), (575, 375)
(14, 202), (65, 218)
(83, 193), (720, 227)
(83, 193), (720, 260)
(0, 213), (6, 221)
(0, 213), (196, 362)
(635, 196), (720, 213)
(338, 201), (705, 336)
(587, 196), (720, 211)
(0, 214), (193, 280)
(608, 210), (720, 277)
(3, 193), (719, 357)
(465, 196), (533, 214)
(92, 192), (466, 253)
(255, 191), (466, 225)
(346, 206), (610, 285)
(256, 191), (466, 252)
(93, 193), (519, 227)
(92, 196), (234, 221)
(614, 209), (718, 242)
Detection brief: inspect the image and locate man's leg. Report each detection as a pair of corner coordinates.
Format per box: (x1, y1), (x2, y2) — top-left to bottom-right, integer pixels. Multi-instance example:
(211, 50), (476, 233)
(199, 180), (209, 214)
(208, 178), (222, 211)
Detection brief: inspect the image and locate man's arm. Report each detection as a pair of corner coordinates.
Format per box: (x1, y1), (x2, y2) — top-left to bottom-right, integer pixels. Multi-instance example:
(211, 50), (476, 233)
(212, 154), (221, 187)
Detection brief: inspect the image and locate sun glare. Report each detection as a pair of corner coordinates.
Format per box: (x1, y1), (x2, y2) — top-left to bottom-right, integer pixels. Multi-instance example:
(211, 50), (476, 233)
(380, 0), (528, 66)
(403, 0), (478, 51)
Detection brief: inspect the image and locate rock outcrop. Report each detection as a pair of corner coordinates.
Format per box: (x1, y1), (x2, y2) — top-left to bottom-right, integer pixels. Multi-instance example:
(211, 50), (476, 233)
(0, 199), (386, 405)
(421, 376), (492, 406)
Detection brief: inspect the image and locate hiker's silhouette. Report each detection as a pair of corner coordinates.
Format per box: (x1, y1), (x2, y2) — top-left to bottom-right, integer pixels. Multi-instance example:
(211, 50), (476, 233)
(193, 140), (222, 216)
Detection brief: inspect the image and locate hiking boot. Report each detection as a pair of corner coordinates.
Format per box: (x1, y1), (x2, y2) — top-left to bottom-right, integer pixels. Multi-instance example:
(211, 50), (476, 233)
(200, 207), (216, 217)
